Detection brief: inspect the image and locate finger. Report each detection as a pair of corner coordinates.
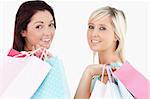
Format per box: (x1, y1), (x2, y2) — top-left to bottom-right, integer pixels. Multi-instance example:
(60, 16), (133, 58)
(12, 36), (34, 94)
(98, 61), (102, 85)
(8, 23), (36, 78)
(35, 44), (41, 50)
(92, 64), (104, 75)
(32, 46), (36, 51)
(47, 51), (53, 58)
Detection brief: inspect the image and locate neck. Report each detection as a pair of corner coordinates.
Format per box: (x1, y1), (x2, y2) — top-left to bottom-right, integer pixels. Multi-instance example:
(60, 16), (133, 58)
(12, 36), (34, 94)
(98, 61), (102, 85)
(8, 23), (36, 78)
(24, 44), (32, 51)
(98, 50), (121, 64)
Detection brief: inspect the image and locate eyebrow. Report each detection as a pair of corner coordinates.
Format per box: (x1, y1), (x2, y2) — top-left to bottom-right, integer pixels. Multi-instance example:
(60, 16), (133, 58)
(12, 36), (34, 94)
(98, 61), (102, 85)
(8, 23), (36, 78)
(33, 20), (54, 25)
(99, 24), (108, 27)
(50, 20), (54, 23)
(88, 23), (94, 25)
(34, 21), (44, 24)
(88, 23), (108, 27)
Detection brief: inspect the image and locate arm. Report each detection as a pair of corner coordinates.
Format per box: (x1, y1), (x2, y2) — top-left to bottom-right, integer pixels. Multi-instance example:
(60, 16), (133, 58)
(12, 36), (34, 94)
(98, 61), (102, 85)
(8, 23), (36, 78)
(74, 64), (104, 99)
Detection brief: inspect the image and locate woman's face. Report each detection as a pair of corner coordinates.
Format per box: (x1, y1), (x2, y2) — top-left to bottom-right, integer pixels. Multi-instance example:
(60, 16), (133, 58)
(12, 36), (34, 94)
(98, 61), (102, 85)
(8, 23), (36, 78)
(22, 10), (55, 50)
(87, 15), (117, 52)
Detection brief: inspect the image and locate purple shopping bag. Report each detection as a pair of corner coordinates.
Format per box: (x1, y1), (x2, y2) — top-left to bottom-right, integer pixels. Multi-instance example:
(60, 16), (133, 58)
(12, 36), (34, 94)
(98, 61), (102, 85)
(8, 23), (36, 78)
(114, 61), (150, 99)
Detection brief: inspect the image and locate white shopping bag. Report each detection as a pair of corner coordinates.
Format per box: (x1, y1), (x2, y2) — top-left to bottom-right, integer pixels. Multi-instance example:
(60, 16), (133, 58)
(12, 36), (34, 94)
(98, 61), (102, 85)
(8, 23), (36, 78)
(107, 66), (134, 99)
(104, 82), (122, 99)
(90, 65), (107, 99)
(90, 80), (106, 99)
(90, 65), (134, 99)
(104, 66), (134, 99)
(0, 55), (51, 99)
(103, 66), (122, 99)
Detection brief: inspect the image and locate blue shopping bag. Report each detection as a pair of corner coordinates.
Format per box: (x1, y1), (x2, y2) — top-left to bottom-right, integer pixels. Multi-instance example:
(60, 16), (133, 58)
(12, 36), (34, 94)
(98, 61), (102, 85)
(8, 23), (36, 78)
(31, 56), (70, 99)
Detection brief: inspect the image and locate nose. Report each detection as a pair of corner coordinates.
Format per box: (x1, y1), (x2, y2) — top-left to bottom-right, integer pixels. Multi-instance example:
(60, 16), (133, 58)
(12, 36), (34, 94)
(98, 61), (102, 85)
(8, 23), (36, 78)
(43, 27), (54, 36)
(91, 27), (99, 37)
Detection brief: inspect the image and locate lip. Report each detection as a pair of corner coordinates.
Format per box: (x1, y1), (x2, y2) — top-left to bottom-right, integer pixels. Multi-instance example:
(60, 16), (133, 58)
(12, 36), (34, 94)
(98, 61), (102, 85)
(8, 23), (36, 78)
(91, 40), (102, 44)
(40, 38), (51, 44)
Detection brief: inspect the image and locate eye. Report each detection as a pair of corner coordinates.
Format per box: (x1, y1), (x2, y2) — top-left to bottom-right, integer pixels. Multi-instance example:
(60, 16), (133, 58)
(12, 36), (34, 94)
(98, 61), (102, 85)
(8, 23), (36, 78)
(88, 25), (94, 29)
(49, 23), (54, 28)
(99, 27), (106, 31)
(35, 25), (43, 29)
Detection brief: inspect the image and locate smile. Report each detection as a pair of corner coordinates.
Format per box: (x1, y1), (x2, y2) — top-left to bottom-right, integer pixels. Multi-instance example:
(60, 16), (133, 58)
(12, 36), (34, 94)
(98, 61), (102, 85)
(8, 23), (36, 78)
(41, 39), (51, 43)
(91, 40), (102, 44)
(42, 39), (50, 42)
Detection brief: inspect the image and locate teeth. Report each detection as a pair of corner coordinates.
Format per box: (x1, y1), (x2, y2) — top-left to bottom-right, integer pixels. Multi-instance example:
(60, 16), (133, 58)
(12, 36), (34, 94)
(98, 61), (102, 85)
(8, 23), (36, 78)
(91, 40), (100, 43)
(42, 39), (50, 42)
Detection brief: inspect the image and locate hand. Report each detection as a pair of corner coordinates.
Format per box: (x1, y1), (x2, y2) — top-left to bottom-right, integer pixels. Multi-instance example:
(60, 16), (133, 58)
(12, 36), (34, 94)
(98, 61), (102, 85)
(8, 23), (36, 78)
(30, 44), (52, 59)
(84, 64), (118, 83)
(84, 64), (104, 78)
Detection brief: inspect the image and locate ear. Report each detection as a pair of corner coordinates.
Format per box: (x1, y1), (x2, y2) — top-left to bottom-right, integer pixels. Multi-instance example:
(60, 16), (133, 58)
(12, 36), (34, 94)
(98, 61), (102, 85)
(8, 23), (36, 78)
(114, 34), (119, 42)
(21, 30), (27, 37)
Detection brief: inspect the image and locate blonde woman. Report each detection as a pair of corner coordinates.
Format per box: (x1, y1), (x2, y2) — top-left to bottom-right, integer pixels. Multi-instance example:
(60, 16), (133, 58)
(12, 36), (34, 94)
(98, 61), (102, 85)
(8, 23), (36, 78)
(74, 6), (127, 98)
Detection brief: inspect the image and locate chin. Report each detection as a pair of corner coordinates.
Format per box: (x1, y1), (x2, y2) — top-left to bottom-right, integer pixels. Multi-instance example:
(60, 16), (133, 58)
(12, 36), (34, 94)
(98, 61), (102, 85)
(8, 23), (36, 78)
(90, 47), (100, 52)
(42, 44), (51, 49)
(46, 45), (50, 49)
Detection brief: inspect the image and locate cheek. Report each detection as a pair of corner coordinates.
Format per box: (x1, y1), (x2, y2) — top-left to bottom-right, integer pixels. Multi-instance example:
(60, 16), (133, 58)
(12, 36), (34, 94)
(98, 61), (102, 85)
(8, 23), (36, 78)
(87, 32), (91, 41)
(104, 34), (115, 46)
(27, 31), (43, 44)
(51, 31), (55, 39)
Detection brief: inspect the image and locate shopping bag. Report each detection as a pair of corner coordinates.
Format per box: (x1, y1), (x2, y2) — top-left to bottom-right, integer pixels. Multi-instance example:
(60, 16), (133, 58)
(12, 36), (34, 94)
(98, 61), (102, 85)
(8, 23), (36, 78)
(7, 48), (70, 98)
(90, 65), (121, 99)
(0, 55), (26, 95)
(105, 66), (134, 99)
(103, 66), (122, 99)
(31, 56), (70, 99)
(0, 55), (51, 99)
(90, 65), (134, 99)
(90, 65), (107, 99)
(90, 80), (106, 99)
(114, 61), (150, 99)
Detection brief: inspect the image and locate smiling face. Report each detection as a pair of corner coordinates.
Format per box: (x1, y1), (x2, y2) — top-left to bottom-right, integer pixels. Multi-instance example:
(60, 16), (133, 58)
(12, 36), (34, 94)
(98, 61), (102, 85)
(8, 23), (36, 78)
(87, 15), (117, 53)
(22, 10), (55, 51)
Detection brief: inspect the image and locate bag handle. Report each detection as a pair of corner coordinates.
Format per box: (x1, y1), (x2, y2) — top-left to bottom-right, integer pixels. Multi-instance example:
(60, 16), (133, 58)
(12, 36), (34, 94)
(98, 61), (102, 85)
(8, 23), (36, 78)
(106, 66), (115, 83)
(14, 47), (48, 60)
(13, 51), (29, 58)
(93, 52), (108, 83)
(100, 64), (106, 82)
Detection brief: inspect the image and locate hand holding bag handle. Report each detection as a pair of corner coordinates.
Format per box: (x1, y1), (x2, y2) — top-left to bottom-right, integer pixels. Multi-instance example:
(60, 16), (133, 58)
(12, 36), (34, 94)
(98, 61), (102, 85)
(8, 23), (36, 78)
(13, 47), (51, 60)
(90, 65), (107, 99)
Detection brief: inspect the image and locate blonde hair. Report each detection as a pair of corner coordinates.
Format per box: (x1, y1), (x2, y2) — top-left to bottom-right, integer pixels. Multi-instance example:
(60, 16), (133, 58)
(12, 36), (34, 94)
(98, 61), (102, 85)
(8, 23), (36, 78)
(89, 6), (127, 62)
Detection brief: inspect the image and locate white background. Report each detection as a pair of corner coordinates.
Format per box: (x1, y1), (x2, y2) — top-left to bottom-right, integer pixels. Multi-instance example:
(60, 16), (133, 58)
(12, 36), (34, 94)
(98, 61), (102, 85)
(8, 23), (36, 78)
(0, 0), (149, 98)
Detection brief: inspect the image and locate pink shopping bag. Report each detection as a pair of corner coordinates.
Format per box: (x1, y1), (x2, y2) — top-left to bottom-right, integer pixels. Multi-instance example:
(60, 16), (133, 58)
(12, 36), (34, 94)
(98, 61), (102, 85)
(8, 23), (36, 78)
(114, 61), (150, 99)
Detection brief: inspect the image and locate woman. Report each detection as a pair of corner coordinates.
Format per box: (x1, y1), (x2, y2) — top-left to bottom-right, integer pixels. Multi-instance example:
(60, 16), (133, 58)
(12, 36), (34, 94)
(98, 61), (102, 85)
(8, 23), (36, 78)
(74, 6), (127, 98)
(11, 0), (70, 98)
(13, 0), (56, 51)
